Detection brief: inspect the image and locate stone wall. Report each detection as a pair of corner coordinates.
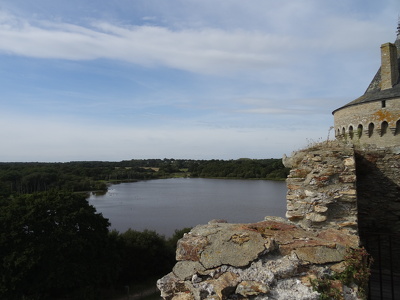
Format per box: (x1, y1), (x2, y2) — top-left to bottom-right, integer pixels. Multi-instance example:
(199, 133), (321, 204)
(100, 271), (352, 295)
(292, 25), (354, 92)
(157, 218), (361, 300)
(355, 147), (400, 270)
(284, 142), (400, 270)
(355, 147), (400, 234)
(333, 97), (400, 148)
(283, 141), (359, 238)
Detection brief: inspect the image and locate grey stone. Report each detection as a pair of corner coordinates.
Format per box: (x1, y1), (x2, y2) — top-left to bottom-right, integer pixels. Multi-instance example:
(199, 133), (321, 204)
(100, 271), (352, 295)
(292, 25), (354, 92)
(199, 229), (266, 269)
(268, 278), (319, 300)
(264, 253), (299, 279)
(235, 281), (269, 296)
(293, 245), (347, 264)
(231, 260), (275, 284)
(173, 261), (206, 280)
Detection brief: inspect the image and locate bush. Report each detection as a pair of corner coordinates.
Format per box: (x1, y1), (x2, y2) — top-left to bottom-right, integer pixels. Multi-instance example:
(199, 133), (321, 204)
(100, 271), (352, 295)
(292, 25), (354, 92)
(117, 229), (174, 284)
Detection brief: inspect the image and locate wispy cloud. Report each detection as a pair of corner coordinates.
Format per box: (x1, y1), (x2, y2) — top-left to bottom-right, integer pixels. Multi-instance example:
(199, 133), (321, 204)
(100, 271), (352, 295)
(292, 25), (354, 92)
(233, 97), (333, 115)
(1, 5), (392, 77)
(237, 108), (311, 115)
(0, 12), (293, 75)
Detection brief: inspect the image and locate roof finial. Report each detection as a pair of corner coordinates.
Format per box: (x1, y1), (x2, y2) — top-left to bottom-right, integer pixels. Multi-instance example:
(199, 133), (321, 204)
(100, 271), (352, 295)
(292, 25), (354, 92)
(397, 15), (400, 37)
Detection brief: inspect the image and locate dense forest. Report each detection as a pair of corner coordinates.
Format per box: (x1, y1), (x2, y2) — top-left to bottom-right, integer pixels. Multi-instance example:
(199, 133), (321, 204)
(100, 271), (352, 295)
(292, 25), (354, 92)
(0, 158), (289, 196)
(0, 158), (288, 299)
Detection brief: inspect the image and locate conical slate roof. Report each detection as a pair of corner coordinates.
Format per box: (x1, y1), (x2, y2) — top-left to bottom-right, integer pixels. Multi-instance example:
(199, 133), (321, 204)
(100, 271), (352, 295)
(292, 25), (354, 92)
(332, 29), (400, 114)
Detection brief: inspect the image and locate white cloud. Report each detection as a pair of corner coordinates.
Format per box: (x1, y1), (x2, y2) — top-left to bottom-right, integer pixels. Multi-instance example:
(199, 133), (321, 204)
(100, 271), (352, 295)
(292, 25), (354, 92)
(2, 6), (392, 77)
(0, 12), (293, 75)
(233, 97), (334, 116)
(237, 108), (311, 115)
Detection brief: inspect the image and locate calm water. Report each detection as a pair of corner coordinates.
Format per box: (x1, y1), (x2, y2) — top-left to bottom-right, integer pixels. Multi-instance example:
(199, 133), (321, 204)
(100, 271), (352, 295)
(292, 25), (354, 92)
(88, 178), (287, 237)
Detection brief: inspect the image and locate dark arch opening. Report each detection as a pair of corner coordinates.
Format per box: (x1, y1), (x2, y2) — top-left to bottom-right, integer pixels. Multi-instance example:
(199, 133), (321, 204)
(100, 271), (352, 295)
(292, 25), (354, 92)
(349, 126), (354, 139)
(381, 121), (388, 136)
(396, 120), (400, 136)
(357, 124), (363, 138)
(368, 123), (374, 137)
(342, 127), (346, 137)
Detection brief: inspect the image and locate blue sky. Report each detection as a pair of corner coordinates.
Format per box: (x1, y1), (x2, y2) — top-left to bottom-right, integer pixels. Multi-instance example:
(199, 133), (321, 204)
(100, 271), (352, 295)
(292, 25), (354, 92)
(0, 0), (399, 162)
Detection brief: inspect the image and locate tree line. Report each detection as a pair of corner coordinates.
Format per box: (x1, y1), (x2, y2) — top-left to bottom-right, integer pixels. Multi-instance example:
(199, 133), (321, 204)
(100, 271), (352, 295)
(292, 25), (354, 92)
(0, 158), (288, 196)
(187, 158), (288, 179)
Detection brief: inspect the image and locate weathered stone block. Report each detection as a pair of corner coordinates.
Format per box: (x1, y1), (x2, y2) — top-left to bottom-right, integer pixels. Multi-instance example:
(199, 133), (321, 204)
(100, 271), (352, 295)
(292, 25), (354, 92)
(198, 272), (239, 300)
(268, 278), (319, 299)
(235, 280), (269, 296)
(173, 261), (206, 280)
(344, 157), (355, 166)
(339, 175), (357, 183)
(176, 234), (209, 262)
(314, 205), (328, 213)
(199, 229), (266, 269)
(306, 212), (327, 222)
(157, 272), (192, 300)
(287, 184), (302, 190)
(293, 245), (347, 264)
(317, 228), (359, 248)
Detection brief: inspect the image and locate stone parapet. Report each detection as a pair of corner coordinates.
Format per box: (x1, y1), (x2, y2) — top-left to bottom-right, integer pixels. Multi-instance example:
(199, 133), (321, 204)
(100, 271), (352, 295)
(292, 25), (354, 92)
(283, 141), (359, 237)
(157, 218), (362, 300)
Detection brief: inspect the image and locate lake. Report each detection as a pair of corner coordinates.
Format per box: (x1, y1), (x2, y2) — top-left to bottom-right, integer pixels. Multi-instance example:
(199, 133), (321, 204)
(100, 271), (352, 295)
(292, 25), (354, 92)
(88, 178), (287, 237)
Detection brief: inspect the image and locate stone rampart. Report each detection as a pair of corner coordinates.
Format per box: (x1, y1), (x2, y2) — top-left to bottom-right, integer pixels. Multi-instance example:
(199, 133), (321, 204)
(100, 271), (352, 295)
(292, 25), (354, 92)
(283, 141), (359, 238)
(157, 218), (361, 300)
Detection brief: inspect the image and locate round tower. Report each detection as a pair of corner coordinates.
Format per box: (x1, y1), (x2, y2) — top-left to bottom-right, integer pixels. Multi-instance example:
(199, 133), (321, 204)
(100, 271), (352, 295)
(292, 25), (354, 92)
(332, 22), (400, 149)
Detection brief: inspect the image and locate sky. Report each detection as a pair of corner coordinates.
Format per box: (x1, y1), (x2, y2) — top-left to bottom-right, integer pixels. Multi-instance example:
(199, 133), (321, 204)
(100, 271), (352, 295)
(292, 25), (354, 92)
(0, 0), (399, 162)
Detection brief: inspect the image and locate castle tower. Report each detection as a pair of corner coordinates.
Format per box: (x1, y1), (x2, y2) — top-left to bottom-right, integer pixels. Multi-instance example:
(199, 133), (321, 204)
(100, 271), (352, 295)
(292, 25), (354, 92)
(332, 21), (400, 149)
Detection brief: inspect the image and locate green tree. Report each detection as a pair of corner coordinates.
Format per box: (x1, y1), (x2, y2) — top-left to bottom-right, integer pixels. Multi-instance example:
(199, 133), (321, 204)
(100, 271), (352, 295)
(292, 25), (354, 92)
(0, 191), (117, 299)
(118, 229), (174, 284)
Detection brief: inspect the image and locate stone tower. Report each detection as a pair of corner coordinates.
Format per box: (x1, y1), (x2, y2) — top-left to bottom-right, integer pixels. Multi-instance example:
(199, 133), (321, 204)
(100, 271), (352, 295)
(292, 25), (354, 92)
(332, 21), (400, 149)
